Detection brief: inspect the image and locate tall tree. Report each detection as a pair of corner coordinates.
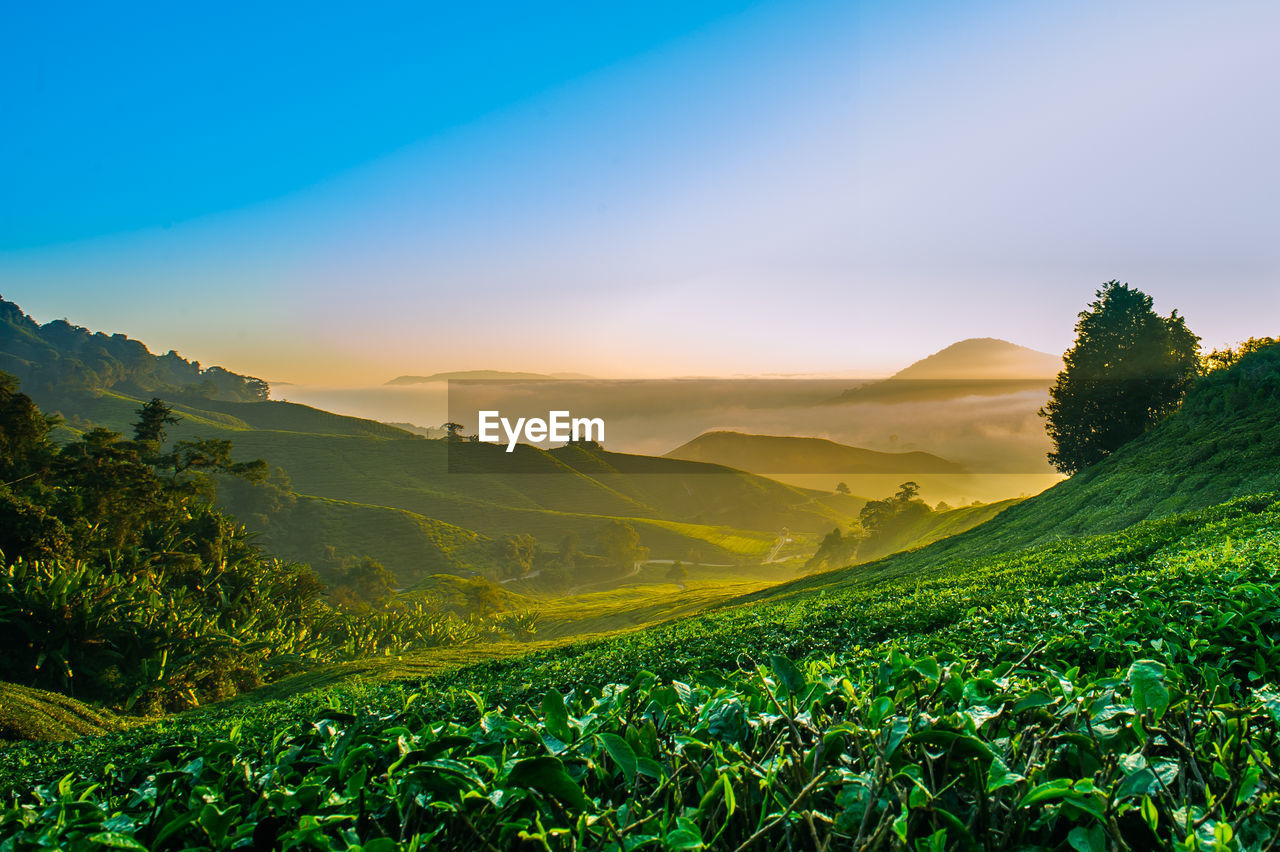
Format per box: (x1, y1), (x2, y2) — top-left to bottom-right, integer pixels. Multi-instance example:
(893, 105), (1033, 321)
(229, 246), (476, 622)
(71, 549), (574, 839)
(1041, 282), (1200, 474)
(133, 397), (178, 445)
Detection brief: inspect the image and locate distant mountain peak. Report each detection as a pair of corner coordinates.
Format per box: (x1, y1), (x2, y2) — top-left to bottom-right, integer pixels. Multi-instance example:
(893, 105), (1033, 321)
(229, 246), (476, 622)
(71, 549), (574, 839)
(889, 338), (1061, 381)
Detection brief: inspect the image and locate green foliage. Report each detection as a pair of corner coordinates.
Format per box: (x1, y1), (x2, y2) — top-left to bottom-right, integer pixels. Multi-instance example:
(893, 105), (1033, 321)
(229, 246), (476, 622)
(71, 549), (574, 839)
(329, 557), (399, 610)
(1042, 281), (1201, 474)
(1203, 336), (1278, 374)
(890, 339), (1280, 564)
(0, 380), (495, 711)
(0, 297), (269, 402)
(804, 527), (862, 572)
(595, 520), (647, 573)
(5, 494), (1280, 848)
(496, 533), (540, 580)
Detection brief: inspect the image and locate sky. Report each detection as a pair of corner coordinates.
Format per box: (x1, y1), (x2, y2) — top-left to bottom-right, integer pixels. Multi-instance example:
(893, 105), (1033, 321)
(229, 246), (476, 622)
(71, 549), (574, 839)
(3, 0), (1277, 385)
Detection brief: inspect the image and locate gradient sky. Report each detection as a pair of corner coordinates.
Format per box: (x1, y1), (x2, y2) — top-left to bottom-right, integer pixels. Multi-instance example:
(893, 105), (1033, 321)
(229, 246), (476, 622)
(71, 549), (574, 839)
(3, 0), (1277, 385)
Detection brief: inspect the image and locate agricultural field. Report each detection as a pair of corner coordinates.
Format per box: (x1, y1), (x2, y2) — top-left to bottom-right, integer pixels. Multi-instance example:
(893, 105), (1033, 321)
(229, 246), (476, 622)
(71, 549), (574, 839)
(4, 492), (1280, 848)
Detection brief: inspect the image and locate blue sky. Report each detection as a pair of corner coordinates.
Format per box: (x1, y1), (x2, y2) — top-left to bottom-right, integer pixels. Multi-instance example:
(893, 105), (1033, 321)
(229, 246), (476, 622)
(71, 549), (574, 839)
(3, 0), (1277, 383)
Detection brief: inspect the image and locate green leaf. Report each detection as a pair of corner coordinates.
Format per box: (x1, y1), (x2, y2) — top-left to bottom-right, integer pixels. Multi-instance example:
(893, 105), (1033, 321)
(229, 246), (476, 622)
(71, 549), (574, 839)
(1128, 660), (1170, 720)
(1254, 686), (1280, 724)
(911, 657), (940, 684)
(87, 833), (148, 851)
(507, 756), (590, 812)
(541, 691), (572, 743)
(770, 654), (806, 696)
(1019, 778), (1073, 807)
(599, 733), (637, 785)
(636, 757), (665, 779)
(986, 757), (1025, 792)
(1068, 824), (1105, 852)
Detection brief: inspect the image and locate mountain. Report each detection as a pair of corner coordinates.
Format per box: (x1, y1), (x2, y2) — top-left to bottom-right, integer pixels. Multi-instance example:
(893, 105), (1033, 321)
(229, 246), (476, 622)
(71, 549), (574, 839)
(386, 370), (592, 385)
(841, 338), (1061, 403)
(0, 297), (879, 584)
(664, 431), (964, 474)
(0, 296), (269, 403)
(888, 338), (1061, 380)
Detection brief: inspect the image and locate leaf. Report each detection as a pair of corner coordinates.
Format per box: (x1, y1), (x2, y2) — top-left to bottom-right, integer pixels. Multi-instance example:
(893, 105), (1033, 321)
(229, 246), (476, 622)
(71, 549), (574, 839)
(912, 657), (940, 684)
(1128, 660), (1170, 720)
(599, 733), (637, 785)
(636, 757), (665, 779)
(1019, 778), (1073, 807)
(541, 691), (572, 743)
(87, 834), (148, 851)
(707, 697), (747, 744)
(770, 654), (806, 696)
(1116, 755), (1179, 799)
(986, 757), (1025, 792)
(1068, 824), (1105, 852)
(1254, 686), (1280, 724)
(964, 704), (1002, 730)
(506, 756), (589, 811)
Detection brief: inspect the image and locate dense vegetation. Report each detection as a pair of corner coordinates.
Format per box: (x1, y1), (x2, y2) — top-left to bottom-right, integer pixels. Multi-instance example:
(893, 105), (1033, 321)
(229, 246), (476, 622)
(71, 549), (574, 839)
(3, 492), (1280, 848)
(0, 378), (490, 712)
(769, 339), (1280, 595)
(2, 292), (1277, 848)
(0, 297), (268, 403)
(1042, 282), (1200, 474)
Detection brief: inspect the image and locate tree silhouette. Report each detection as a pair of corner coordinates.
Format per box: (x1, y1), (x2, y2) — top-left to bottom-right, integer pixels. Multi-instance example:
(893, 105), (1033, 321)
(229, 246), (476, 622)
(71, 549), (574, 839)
(1041, 282), (1200, 474)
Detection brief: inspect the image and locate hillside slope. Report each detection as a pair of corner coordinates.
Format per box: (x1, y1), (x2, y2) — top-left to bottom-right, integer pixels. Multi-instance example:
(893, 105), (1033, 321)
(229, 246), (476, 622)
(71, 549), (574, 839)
(762, 340), (1280, 596)
(0, 296), (268, 402)
(664, 430), (963, 474)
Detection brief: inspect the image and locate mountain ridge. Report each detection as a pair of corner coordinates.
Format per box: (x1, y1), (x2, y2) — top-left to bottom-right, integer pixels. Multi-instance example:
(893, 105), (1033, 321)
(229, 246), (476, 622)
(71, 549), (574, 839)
(664, 430), (964, 474)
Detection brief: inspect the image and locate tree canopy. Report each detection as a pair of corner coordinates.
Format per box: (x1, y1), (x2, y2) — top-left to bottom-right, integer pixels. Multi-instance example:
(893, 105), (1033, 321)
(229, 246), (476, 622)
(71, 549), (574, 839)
(1041, 282), (1200, 474)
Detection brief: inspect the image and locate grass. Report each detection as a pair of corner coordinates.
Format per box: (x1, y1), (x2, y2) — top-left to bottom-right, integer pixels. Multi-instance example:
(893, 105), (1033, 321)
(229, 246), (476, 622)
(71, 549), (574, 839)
(0, 684), (129, 744)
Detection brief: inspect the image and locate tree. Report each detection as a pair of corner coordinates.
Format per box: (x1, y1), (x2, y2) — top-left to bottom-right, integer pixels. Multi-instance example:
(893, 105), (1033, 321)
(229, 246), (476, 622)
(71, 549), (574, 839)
(666, 561), (688, 582)
(835, 482), (851, 495)
(596, 520), (646, 573)
(803, 527), (862, 573)
(443, 422), (466, 442)
(132, 398), (178, 445)
(1040, 282), (1200, 474)
(894, 481), (920, 502)
(497, 534), (539, 579)
(1203, 337), (1278, 373)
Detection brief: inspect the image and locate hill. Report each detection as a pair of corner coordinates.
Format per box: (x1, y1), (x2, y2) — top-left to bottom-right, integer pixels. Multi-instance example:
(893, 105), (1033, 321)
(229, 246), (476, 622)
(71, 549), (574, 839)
(7, 491), (1280, 846)
(888, 337), (1061, 380)
(0, 298), (898, 586)
(0, 296), (268, 402)
(663, 430), (964, 474)
(841, 337), (1060, 403)
(4, 340), (1280, 848)
(757, 339), (1280, 597)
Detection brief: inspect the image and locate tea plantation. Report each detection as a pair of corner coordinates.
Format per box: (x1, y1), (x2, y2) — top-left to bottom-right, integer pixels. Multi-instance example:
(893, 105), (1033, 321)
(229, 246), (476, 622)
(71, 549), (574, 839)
(4, 492), (1280, 850)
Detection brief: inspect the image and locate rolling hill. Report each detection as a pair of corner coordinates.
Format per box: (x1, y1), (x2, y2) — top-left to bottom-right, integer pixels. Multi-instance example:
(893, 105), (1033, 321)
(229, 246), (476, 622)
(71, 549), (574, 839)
(664, 430), (964, 474)
(751, 338), (1280, 598)
(6, 344), (1280, 849)
(0, 299), (886, 584)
